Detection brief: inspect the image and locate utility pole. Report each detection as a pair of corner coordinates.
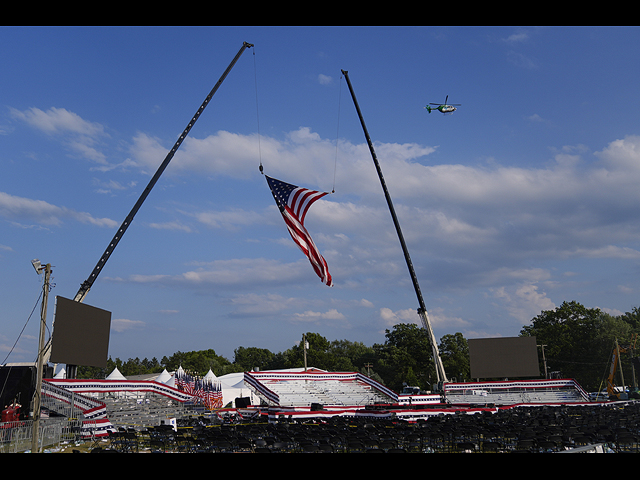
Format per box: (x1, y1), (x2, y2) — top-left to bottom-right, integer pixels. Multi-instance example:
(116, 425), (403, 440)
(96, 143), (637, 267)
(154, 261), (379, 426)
(31, 260), (52, 453)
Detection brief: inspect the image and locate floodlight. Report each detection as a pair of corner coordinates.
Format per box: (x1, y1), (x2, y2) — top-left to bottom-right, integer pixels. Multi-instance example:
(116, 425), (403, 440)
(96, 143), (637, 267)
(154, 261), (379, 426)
(31, 259), (43, 274)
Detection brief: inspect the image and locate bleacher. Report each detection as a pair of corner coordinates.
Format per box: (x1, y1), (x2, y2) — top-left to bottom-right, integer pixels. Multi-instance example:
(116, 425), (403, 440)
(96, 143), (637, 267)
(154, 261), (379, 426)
(43, 378), (195, 433)
(97, 392), (187, 428)
(444, 379), (591, 406)
(273, 379), (389, 406)
(244, 370), (397, 407)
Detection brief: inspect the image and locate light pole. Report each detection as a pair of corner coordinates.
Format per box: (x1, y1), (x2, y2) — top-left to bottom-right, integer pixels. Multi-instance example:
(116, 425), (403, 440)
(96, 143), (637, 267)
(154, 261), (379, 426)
(31, 259), (52, 453)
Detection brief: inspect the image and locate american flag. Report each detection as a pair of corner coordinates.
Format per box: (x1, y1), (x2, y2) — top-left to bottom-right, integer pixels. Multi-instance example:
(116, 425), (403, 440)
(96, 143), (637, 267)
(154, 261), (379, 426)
(175, 370), (195, 396)
(197, 379), (223, 410)
(176, 371), (224, 409)
(265, 175), (332, 286)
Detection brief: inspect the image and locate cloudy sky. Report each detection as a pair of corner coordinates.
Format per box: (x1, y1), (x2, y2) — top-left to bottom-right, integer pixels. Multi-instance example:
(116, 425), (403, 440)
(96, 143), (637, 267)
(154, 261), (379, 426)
(2, 26), (640, 367)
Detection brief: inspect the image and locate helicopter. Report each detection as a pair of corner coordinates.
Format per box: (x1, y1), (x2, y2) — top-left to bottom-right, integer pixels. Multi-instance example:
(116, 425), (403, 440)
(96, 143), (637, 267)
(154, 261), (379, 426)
(425, 95), (461, 114)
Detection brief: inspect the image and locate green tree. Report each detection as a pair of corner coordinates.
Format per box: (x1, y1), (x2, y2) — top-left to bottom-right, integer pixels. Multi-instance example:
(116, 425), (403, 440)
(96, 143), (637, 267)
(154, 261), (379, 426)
(373, 323), (435, 392)
(272, 334), (377, 373)
(520, 301), (607, 390)
(596, 313), (636, 391)
(161, 349), (232, 377)
(233, 346), (276, 372)
(439, 332), (469, 382)
(282, 333), (335, 370)
(77, 364), (108, 379)
(328, 339), (377, 373)
(619, 306), (640, 331)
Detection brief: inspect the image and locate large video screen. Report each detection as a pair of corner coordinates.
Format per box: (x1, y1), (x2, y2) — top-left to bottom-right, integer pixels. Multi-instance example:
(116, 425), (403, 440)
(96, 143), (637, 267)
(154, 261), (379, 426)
(468, 336), (540, 379)
(50, 296), (111, 368)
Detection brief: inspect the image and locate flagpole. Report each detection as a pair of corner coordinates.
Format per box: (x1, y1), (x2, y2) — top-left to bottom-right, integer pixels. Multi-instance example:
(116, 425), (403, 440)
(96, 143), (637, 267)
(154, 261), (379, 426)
(341, 70), (448, 385)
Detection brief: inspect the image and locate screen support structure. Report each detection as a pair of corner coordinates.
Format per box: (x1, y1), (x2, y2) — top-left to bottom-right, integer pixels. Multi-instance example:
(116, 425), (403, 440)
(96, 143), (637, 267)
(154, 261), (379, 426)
(341, 70), (448, 385)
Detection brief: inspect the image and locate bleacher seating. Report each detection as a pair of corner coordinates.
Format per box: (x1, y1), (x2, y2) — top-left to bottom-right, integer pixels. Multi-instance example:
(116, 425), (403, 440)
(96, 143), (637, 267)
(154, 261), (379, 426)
(245, 371), (395, 407)
(268, 379), (381, 406)
(444, 379), (589, 406)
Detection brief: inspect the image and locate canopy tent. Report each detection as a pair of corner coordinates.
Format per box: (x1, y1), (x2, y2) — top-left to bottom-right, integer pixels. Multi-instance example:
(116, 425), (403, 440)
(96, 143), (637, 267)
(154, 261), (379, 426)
(217, 371), (265, 408)
(203, 369), (217, 383)
(154, 369), (172, 384)
(106, 367), (126, 380)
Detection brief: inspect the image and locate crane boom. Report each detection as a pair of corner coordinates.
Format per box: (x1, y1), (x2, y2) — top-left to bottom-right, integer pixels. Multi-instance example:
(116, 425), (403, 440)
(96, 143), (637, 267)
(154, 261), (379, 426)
(74, 41), (253, 303)
(46, 42), (253, 378)
(341, 70), (448, 385)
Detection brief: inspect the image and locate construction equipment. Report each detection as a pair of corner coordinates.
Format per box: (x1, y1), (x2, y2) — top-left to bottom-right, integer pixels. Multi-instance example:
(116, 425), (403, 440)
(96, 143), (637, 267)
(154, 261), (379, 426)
(606, 336), (640, 400)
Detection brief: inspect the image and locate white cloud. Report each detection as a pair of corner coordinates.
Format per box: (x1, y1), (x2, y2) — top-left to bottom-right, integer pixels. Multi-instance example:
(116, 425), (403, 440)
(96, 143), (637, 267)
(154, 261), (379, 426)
(10, 107), (105, 137)
(595, 134), (640, 173)
(23, 112), (640, 332)
(0, 191), (117, 227)
(428, 307), (471, 330)
(111, 318), (145, 333)
(191, 208), (266, 230)
(504, 32), (529, 43)
(147, 221), (193, 233)
(292, 309), (346, 322)
(318, 74), (333, 85)
(109, 258), (313, 288)
(380, 307), (420, 327)
(228, 293), (299, 316)
(490, 283), (555, 324)
(10, 106), (109, 164)
(113, 130), (640, 304)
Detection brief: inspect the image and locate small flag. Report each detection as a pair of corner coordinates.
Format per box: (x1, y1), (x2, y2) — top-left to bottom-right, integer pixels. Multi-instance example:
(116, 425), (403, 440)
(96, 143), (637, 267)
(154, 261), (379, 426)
(265, 175), (333, 286)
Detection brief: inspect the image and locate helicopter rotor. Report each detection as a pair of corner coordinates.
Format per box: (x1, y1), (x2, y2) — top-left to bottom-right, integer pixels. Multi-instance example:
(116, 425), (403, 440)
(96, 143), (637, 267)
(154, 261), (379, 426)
(429, 95), (460, 107)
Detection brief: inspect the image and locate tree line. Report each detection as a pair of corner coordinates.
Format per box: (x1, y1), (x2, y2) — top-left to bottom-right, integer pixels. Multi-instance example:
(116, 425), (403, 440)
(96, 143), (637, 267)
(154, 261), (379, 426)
(77, 301), (640, 393)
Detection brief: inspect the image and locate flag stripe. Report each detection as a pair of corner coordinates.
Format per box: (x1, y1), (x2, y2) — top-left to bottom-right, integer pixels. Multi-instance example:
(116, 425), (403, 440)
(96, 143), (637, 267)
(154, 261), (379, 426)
(265, 175), (333, 286)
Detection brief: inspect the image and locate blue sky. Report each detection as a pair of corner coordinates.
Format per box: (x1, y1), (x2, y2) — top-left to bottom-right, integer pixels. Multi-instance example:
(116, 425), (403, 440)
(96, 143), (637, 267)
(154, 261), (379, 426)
(3, 26), (640, 367)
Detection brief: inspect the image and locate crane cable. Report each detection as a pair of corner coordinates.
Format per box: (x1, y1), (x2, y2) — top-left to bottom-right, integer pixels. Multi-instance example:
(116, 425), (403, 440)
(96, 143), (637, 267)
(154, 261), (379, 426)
(253, 48), (264, 175)
(255, 49), (340, 195)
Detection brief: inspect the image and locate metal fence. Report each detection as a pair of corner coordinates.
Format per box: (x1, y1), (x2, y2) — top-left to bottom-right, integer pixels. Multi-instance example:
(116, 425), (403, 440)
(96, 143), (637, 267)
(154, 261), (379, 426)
(0, 418), (87, 453)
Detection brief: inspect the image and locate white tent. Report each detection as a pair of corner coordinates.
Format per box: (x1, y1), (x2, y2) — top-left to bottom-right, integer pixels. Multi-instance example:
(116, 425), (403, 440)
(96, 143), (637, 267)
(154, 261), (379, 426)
(203, 369), (217, 383)
(106, 367), (126, 380)
(164, 374), (176, 388)
(217, 371), (257, 408)
(154, 369), (172, 384)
